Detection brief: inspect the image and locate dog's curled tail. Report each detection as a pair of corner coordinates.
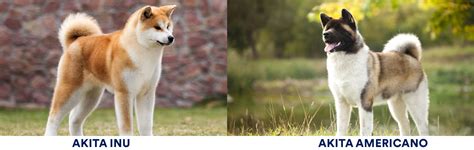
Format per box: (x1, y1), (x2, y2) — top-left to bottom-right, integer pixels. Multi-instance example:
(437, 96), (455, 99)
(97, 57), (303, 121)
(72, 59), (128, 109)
(383, 33), (422, 61)
(58, 13), (102, 50)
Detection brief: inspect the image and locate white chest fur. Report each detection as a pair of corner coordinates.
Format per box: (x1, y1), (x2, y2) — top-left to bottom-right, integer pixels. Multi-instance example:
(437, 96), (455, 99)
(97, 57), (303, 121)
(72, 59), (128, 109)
(327, 47), (369, 106)
(122, 45), (164, 96)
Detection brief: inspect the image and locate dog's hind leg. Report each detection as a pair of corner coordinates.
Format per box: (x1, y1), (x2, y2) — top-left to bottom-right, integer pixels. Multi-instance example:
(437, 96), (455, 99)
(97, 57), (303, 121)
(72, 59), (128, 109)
(68, 86), (104, 136)
(45, 54), (84, 136)
(45, 84), (85, 136)
(404, 78), (430, 136)
(388, 95), (410, 136)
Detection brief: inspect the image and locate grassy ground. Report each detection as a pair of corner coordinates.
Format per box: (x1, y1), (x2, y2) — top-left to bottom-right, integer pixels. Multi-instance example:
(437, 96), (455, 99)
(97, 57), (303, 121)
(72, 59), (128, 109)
(228, 46), (474, 135)
(0, 107), (227, 136)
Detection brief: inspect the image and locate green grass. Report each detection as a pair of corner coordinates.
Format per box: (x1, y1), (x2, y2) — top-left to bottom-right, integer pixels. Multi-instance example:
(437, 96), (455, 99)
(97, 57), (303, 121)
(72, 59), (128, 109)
(0, 107), (227, 136)
(228, 51), (325, 94)
(228, 46), (474, 136)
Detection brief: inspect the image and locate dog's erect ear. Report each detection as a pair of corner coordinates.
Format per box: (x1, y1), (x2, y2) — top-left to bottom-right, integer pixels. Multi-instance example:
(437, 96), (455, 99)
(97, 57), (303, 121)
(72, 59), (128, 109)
(341, 9), (356, 30)
(320, 13), (332, 27)
(162, 5), (177, 18)
(142, 6), (153, 20)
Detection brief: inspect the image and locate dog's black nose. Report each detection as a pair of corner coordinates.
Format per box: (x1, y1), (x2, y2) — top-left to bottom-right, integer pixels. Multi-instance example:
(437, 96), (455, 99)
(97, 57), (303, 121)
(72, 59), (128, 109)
(323, 32), (330, 38)
(168, 36), (174, 43)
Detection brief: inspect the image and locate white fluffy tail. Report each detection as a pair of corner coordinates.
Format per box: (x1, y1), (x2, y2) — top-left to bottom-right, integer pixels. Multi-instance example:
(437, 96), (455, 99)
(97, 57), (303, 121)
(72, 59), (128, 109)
(383, 33), (422, 60)
(58, 13), (102, 50)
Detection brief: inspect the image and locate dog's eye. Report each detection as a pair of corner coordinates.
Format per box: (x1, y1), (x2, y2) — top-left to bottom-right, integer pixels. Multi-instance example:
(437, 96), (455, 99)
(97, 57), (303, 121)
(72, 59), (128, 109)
(167, 24), (170, 29)
(154, 26), (162, 30)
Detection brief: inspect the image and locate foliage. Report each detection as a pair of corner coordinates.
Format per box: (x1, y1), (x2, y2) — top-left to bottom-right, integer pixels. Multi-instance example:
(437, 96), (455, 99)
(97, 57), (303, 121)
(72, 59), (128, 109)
(228, 0), (323, 59)
(423, 0), (474, 40)
(308, 0), (474, 41)
(229, 0), (473, 59)
(228, 0), (276, 58)
(307, 0), (367, 23)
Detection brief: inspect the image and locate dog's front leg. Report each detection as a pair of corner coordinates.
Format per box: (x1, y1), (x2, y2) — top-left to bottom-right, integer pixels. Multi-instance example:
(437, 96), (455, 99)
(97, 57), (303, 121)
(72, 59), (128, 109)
(359, 85), (375, 136)
(335, 98), (351, 136)
(135, 88), (156, 136)
(114, 91), (134, 136)
(358, 106), (373, 136)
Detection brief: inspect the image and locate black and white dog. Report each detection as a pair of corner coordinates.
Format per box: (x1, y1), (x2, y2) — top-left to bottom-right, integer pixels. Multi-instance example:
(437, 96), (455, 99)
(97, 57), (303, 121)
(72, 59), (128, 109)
(320, 9), (429, 136)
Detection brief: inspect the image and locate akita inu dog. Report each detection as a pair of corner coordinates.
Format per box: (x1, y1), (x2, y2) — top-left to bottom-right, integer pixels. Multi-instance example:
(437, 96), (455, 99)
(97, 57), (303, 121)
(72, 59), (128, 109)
(320, 9), (429, 136)
(45, 5), (176, 136)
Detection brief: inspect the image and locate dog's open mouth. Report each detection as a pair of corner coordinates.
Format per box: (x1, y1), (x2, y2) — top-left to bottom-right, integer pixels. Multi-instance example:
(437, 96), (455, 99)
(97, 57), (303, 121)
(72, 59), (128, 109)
(157, 41), (165, 46)
(324, 42), (341, 53)
(157, 41), (172, 46)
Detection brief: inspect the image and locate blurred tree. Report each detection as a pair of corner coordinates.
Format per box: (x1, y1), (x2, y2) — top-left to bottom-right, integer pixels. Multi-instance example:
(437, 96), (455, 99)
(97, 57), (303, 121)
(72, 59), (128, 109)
(228, 0), (275, 59)
(264, 0), (324, 58)
(422, 0), (474, 42)
(265, 0), (289, 58)
(282, 0), (325, 58)
(229, 0), (324, 59)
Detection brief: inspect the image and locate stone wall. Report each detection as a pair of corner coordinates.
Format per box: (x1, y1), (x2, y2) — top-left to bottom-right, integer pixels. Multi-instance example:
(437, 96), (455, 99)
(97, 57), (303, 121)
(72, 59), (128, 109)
(0, 0), (227, 108)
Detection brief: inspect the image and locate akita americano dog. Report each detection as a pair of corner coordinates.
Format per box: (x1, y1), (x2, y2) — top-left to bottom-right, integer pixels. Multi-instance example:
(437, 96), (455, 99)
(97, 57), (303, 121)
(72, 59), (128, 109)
(45, 5), (176, 136)
(320, 9), (429, 136)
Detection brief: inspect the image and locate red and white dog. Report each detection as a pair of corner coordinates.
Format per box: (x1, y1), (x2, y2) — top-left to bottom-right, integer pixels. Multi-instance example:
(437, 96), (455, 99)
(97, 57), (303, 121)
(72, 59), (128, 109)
(45, 5), (176, 136)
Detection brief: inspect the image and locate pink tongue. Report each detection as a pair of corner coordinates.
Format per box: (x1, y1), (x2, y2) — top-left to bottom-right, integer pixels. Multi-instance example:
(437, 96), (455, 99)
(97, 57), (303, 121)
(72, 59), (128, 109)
(324, 43), (337, 53)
